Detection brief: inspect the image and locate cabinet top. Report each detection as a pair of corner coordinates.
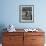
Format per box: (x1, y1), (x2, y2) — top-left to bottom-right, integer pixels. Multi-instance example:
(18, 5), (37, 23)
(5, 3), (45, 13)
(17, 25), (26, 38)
(15, 29), (44, 32)
(3, 29), (45, 33)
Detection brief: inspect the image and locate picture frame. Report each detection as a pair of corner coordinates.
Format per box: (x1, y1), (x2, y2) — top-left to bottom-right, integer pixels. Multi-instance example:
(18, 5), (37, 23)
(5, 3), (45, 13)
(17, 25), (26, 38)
(19, 5), (34, 23)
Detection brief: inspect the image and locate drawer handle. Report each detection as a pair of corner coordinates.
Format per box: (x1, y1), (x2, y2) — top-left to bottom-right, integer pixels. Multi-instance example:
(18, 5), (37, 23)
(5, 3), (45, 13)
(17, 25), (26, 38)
(9, 38), (12, 40)
(32, 39), (36, 40)
(9, 38), (13, 40)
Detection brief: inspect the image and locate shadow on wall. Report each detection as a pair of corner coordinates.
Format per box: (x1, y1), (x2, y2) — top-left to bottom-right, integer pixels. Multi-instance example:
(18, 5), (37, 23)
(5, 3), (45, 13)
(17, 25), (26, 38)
(0, 24), (7, 43)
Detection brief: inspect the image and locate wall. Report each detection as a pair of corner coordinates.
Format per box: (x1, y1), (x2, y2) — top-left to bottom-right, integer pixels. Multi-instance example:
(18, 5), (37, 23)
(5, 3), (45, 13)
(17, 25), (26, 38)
(0, 0), (46, 29)
(0, 0), (46, 44)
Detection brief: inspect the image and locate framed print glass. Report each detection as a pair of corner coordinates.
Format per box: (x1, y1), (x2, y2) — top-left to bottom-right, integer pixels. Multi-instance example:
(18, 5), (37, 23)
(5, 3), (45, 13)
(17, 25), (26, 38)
(19, 5), (34, 23)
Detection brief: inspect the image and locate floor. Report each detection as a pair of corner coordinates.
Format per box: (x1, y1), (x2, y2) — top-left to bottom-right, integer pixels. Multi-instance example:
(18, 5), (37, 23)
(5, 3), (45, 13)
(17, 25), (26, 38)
(0, 44), (2, 46)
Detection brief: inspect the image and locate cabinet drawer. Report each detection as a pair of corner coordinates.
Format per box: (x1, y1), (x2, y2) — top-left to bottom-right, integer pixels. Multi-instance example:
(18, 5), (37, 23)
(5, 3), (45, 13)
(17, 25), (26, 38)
(3, 43), (23, 46)
(3, 44), (15, 46)
(32, 36), (45, 44)
(3, 36), (23, 44)
(3, 32), (23, 36)
(24, 32), (44, 36)
(32, 44), (44, 46)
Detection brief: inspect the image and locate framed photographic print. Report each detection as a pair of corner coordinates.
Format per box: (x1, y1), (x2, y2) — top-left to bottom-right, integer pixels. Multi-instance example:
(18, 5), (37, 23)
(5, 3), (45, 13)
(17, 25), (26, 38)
(19, 5), (34, 23)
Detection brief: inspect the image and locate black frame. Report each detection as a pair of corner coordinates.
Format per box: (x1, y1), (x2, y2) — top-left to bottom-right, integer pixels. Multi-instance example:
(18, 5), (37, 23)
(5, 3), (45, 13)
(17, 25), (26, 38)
(19, 5), (34, 23)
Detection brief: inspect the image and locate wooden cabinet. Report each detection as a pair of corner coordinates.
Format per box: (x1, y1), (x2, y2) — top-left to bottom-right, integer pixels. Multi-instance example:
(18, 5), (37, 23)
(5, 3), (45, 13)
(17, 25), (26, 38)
(2, 31), (45, 46)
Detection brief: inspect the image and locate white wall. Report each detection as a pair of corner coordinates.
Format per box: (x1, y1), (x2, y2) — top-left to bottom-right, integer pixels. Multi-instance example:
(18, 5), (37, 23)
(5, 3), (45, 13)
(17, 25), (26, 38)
(0, 0), (46, 29)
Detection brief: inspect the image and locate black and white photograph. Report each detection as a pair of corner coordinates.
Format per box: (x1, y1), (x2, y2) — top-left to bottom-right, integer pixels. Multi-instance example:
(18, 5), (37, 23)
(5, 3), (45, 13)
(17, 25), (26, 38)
(19, 5), (34, 23)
